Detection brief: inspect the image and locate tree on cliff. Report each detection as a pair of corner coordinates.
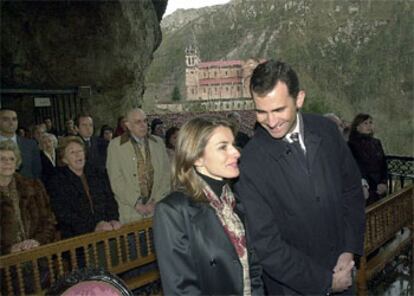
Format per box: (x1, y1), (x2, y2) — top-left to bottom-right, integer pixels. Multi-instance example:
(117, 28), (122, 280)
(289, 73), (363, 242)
(171, 85), (182, 101)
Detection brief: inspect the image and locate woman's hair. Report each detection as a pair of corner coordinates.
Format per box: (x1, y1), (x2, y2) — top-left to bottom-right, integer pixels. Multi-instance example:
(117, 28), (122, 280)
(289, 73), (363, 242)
(165, 126), (179, 149)
(39, 133), (58, 151)
(0, 140), (22, 168)
(173, 116), (234, 202)
(99, 125), (113, 138)
(57, 136), (85, 166)
(349, 113), (373, 139)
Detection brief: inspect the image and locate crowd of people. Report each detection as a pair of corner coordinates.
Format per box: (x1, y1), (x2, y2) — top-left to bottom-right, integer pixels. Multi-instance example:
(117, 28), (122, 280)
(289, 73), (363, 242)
(0, 59), (390, 295)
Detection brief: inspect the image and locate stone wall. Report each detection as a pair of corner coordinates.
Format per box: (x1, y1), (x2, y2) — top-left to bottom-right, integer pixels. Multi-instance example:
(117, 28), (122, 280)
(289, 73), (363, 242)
(1, 0), (167, 127)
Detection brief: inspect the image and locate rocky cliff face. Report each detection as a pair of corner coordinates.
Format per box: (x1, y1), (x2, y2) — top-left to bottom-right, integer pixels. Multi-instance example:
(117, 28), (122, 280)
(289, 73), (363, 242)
(145, 0), (413, 155)
(1, 0), (167, 125)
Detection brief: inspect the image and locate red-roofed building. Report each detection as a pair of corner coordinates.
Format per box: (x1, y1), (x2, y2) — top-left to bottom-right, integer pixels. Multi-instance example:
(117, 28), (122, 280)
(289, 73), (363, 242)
(185, 45), (261, 103)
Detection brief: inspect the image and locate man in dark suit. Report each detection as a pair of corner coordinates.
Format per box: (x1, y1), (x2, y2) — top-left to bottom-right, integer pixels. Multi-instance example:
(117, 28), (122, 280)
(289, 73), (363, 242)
(0, 109), (42, 179)
(74, 114), (108, 172)
(235, 60), (365, 295)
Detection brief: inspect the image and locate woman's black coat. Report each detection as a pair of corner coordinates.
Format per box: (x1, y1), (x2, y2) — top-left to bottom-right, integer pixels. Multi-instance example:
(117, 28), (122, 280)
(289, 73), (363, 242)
(348, 133), (388, 204)
(47, 165), (119, 239)
(153, 191), (263, 295)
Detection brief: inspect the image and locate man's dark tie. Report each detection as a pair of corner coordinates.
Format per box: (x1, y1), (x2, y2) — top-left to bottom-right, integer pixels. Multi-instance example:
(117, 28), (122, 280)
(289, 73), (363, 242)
(85, 139), (91, 148)
(290, 133), (306, 163)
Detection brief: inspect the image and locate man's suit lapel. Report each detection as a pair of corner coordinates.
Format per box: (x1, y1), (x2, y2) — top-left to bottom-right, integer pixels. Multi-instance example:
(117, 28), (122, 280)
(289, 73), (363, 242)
(303, 115), (322, 169)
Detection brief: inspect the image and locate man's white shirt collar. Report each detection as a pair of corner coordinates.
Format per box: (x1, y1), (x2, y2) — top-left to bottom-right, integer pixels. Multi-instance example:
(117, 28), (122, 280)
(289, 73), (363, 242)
(284, 113), (306, 152)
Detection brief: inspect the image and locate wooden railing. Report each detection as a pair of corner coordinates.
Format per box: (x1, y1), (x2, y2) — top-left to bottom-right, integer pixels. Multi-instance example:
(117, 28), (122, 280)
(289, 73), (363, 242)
(0, 218), (158, 295)
(386, 155), (414, 194)
(356, 185), (413, 295)
(1, 187), (412, 295)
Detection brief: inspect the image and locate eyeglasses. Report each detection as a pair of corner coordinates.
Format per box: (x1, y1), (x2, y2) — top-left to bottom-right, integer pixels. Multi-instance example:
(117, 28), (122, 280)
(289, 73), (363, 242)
(0, 156), (16, 163)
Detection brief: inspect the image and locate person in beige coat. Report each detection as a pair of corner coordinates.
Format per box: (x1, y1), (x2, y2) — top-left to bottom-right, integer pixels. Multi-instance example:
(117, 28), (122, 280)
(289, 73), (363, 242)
(106, 109), (171, 224)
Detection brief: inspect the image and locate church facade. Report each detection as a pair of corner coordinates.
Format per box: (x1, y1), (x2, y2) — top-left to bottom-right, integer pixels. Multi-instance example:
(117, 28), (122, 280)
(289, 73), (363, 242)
(184, 46), (260, 107)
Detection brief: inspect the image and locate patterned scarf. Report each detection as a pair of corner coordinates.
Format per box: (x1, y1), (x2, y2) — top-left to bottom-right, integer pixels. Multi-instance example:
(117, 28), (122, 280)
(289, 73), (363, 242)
(203, 183), (251, 295)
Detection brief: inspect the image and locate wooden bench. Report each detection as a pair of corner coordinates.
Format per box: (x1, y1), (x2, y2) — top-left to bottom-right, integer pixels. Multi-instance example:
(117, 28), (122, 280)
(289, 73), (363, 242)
(0, 218), (159, 295)
(356, 185), (413, 295)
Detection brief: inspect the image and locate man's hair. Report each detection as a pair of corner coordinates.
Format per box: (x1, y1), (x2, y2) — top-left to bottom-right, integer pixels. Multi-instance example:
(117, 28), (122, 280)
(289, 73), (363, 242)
(126, 108), (146, 121)
(74, 113), (92, 127)
(173, 116), (234, 202)
(250, 60), (300, 99)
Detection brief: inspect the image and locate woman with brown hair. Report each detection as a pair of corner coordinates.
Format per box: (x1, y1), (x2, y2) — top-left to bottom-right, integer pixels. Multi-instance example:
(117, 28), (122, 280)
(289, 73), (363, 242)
(47, 136), (121, 239)
(348, 113), (388, 205)
(153, 116), (263, 295)
(0, 140), (56, 255)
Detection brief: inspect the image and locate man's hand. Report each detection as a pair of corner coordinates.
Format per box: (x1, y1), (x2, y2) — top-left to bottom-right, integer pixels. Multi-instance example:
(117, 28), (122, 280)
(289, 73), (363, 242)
(135, 202), (148, 215)
(145, 200), (156, 215)
(376, 183), (387, 196)
(333, 252), (354, 273)
(332, 259), (354, 293)
(135, 201), (155, 216)
(11, 239), (40, 253)
(95, 221), (113, 232)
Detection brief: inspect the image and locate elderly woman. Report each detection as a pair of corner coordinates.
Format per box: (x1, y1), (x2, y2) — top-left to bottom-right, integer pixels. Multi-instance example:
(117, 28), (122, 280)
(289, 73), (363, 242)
(47, 136), (121, 239)
(39, 132), (58, 186)
(153, 116), (263, 295)
(0, 141), (56, 255)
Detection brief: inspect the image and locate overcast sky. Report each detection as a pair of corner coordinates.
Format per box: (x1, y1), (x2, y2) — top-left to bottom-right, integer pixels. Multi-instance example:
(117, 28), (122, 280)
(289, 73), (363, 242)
(164, 0), (231, 16)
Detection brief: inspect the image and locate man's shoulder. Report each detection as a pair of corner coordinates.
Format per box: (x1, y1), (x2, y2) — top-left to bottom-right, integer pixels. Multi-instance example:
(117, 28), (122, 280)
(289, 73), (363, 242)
(303, 113), (336, 130)
(149, 134), (165, 145)
(17, 136), (37, 147)
(108, 134), (127, 147)
(17, 136), (39, 154)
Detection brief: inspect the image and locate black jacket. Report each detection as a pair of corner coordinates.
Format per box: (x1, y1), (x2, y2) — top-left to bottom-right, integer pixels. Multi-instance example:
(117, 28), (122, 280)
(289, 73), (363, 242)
(348, 133), (388, 204)
(81, 136), (108, 173)
(47, 165), (119, 239)
(17, 136), (42, 179)
(40, 150), (56, 187)
(235, 113), (365, 295)
(153, 191), (264, 295)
